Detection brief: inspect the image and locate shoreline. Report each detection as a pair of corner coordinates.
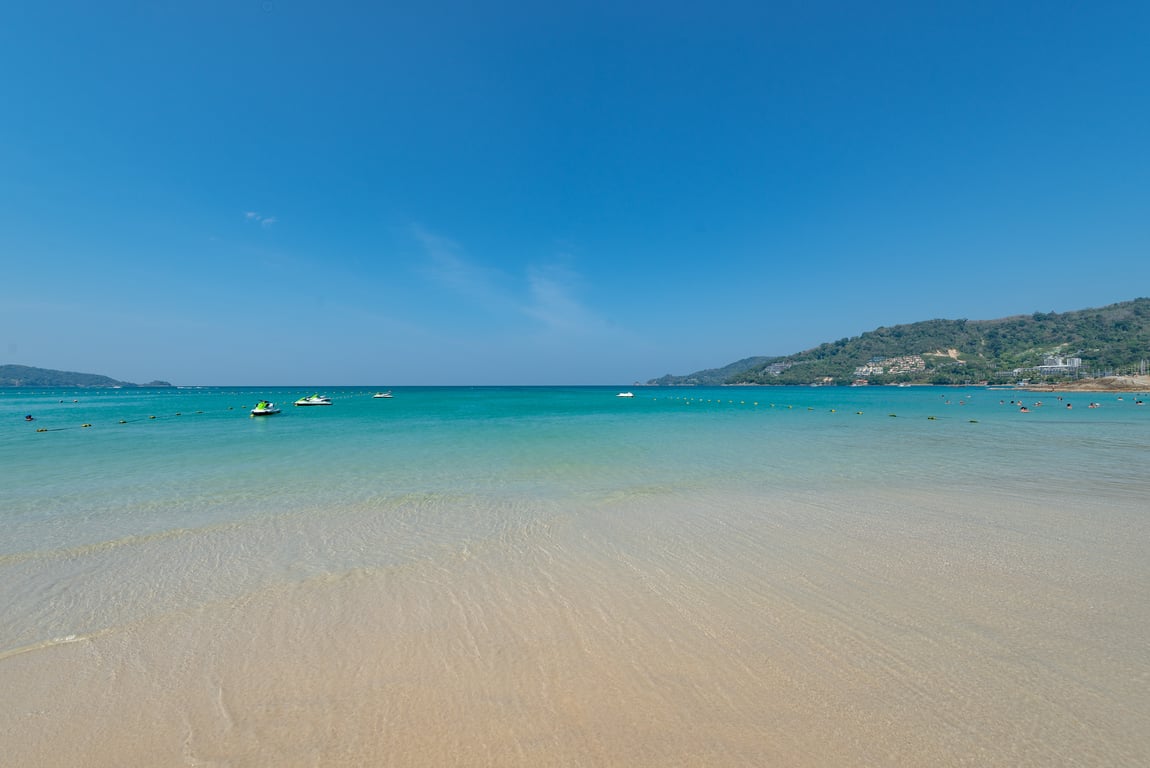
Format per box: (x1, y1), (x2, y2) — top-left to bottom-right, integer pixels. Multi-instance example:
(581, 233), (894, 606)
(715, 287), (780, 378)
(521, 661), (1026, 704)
(719, 375), (1150, 393)
(1021, 375), (1150, 393)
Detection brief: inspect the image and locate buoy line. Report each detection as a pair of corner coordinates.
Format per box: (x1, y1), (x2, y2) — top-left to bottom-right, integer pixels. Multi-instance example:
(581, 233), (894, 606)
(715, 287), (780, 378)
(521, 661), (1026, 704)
(25, 405), (250, 433)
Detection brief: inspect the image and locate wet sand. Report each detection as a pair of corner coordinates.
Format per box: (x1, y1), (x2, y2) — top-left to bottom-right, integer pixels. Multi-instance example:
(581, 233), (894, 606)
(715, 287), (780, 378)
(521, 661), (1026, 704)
(3, 487), (1148, 767)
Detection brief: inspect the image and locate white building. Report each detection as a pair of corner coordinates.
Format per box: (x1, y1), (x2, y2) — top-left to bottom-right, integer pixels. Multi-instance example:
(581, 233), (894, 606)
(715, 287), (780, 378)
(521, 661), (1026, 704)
(1037, 356), (1082, 375)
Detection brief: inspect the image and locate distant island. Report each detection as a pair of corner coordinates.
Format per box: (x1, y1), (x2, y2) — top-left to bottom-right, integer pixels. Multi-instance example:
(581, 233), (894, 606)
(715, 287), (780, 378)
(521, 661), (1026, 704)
(649, 298), (1150, 388)
(0, 365), (172, 388)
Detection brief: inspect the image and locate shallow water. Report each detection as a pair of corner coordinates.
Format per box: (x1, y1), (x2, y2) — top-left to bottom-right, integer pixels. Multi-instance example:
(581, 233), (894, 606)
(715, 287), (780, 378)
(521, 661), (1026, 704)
(2, 386), (1148, 765)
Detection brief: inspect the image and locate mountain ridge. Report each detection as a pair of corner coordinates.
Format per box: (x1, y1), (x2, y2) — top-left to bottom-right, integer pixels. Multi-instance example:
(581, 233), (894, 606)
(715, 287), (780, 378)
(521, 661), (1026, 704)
(649, 298), (1150, 386)
(0, 365), (172, 388)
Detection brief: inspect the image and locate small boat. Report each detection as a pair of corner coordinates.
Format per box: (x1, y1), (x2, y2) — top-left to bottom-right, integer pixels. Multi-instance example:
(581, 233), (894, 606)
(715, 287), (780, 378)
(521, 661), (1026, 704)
(373, 391), (394, 399)
(251, 400), (281, 416)
(616, 391), (635, 398)
(294, 394), (332, 406)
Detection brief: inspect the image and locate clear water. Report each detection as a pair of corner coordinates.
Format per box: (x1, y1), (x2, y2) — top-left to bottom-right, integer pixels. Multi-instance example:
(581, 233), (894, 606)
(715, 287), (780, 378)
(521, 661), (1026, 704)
(2, 385), (1148, 765)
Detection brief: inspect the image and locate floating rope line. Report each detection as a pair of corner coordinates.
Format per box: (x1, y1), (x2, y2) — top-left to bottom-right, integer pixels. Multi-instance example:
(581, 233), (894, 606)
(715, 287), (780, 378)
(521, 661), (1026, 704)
(26, 404), (252, 433)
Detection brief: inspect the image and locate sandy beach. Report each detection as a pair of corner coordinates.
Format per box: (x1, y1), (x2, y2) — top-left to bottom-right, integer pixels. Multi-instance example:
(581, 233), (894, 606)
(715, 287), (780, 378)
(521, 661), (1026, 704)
(4, 486), (1148, 767)
(1025, 375), (1150, 392)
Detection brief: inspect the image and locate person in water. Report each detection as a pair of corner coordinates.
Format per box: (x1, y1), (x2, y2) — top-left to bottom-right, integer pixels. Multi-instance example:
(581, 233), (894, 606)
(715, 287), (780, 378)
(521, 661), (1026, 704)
(25, 415), (34, 421)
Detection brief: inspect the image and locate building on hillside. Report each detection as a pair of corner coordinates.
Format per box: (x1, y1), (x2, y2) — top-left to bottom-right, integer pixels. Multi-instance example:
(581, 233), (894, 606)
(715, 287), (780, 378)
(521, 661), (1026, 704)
(884, 355), (926, 374)
(1037, 356), (1082, 375)
(854, 355), (926, 378)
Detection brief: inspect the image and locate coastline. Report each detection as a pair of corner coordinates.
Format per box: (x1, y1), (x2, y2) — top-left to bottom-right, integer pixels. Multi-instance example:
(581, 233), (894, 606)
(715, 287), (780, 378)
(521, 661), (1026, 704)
(1023, 375), (1150, 392)
(4, 385), (1149, 766)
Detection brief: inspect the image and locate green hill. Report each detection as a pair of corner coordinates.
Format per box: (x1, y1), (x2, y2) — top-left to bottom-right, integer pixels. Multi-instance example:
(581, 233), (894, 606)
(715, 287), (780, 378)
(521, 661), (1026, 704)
(649, 298), (1150, 386)
(647, 356), (774, 387)
(0, 365), (172, 388)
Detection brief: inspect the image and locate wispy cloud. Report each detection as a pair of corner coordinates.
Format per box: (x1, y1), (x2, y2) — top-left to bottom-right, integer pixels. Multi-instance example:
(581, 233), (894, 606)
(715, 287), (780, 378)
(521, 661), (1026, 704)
(245, 211), (277, 228)
(412, 226), (610, 336)
(523, 263), (607, 334)
(412, 226), (509, 308)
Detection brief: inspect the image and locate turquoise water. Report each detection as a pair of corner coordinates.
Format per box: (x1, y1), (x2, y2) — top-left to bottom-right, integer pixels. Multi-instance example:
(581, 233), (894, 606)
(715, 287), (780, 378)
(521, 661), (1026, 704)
(3, 385), (1149, 765)
(3, 385), (1148, 637)
(4, 385), (1146, 551)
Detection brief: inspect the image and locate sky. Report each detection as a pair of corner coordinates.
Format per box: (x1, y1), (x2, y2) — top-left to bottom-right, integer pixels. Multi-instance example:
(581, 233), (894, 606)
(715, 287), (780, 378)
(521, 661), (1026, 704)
(2, 1), (1148, 385)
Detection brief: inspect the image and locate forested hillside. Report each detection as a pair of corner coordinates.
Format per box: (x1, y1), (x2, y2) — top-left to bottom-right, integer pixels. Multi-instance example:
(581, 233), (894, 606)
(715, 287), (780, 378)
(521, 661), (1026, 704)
(647, 356), (774, 387)
(0, 365), (172, 388)
(650, 298), (1150, 386)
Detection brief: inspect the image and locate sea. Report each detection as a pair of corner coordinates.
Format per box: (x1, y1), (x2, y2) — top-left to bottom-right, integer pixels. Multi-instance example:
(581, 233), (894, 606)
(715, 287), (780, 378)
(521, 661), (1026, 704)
(2, 385), (1148, 766)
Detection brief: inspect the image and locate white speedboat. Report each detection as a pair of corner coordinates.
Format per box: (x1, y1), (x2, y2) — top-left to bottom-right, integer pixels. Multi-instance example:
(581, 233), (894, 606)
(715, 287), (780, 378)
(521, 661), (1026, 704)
(373, 391), (394, 399)
(616, 391), (635, 398)
(294, 394), (332, 406)
(251, 400), (281, 416)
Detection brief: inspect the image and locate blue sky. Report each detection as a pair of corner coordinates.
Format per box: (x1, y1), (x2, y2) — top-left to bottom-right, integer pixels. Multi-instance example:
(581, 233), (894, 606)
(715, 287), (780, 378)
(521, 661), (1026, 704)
(2, 1), (1147, 385)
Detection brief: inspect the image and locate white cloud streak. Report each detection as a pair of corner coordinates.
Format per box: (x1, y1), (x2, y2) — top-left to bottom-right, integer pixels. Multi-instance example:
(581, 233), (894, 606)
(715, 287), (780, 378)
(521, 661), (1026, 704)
(413, 226), (511, 310)
(245, 211), (277, 227)
(413, 225), (613, 335)
(522, 263), (607, 334)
